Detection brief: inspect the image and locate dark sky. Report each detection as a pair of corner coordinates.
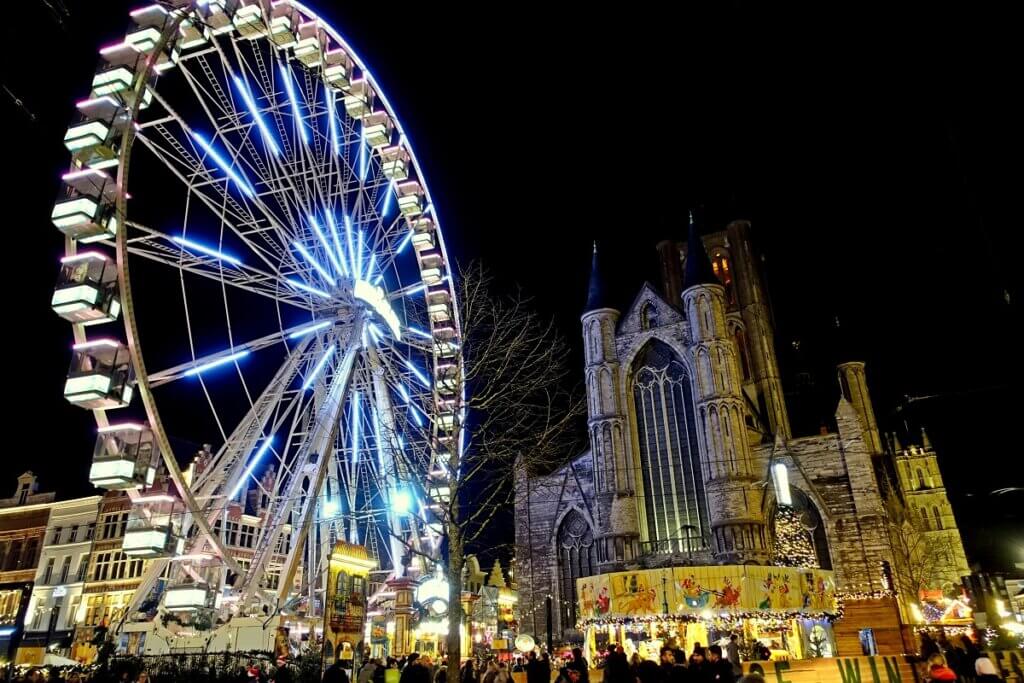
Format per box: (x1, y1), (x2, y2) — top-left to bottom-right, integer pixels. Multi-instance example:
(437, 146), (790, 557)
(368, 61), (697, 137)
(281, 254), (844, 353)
(4, 3), (1020, 569)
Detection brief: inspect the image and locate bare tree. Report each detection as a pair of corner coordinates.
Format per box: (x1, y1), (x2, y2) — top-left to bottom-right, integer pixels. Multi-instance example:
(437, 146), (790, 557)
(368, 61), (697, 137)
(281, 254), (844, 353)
(391, 263), (585, 680)
(885, 494), (963, 615)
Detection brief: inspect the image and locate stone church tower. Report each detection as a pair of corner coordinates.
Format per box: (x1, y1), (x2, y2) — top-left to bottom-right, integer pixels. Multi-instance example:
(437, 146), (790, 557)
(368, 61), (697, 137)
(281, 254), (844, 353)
(681, 215), (769, 563)
(581, 244), (639, 568)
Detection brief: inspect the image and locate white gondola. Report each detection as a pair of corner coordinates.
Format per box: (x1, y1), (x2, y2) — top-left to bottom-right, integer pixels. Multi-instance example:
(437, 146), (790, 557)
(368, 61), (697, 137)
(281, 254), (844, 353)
(90, 44), (153, 110)
(421, 266), (443, 285)
(164, 582), (217, 612)
(427, 302), (450, 324)
(64, 96), (129, 171)
(233, 2), (266, 39)
(200, 0), (238, 35)
(51, 169), (119, 243)
(396, 181), (424, 217)
(268, 1), (298, 49)
(417, 247), (443, 270)
(294, 21), (325, 68)
(52, 251), (121, 325)
(64, 339), (134, 409)
(123, 494), (184, 558)
(435, 360), (459, 395)
(362, 112), (393, 149)
(323, 49), (351, 88)
(344, 79), (373, 119)
(379, 146), (409, 180)
(89, 423), (159, 490)
(411, 230), (434, 252)
(177, 16), (210, 51)
(425, 283), (450, 306)
(126, 5), (180, 74)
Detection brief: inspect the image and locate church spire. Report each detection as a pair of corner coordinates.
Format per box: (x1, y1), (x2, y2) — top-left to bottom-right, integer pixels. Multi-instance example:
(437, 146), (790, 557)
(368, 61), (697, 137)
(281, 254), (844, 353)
(683, 209), (720, 290)
(584, 241), (612, 312)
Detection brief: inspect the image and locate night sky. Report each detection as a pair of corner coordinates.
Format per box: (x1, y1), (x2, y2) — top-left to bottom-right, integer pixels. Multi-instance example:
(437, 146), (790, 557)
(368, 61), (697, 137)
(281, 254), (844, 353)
(4, 3), (1020, 570)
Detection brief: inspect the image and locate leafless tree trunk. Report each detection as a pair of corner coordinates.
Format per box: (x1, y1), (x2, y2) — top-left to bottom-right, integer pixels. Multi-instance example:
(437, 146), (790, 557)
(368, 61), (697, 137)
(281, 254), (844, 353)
(391, 263), (584, 683)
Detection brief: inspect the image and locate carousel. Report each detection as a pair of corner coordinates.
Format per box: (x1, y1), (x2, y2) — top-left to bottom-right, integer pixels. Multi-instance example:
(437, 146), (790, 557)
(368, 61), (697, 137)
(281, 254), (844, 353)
(576, 565), (839, 662)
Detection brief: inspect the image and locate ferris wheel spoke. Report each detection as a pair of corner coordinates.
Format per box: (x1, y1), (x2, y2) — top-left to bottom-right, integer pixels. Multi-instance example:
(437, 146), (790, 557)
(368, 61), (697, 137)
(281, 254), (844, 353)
(132, 127), (297, 271)
(121, 221), (318, 310)
(143, 87), (320, 284)
(240, 330), (361, 604)
(147, 317), (346, 387)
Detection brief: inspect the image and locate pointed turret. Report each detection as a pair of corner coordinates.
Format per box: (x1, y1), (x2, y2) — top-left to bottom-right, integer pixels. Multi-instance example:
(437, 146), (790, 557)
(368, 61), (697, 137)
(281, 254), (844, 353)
(584, 241), (612, 313)
(683, 210), (720, 291)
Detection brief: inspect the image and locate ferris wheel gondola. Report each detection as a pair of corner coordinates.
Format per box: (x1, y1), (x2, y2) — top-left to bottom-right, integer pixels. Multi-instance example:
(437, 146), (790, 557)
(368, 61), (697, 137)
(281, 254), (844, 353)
(50, 0), (462, 624)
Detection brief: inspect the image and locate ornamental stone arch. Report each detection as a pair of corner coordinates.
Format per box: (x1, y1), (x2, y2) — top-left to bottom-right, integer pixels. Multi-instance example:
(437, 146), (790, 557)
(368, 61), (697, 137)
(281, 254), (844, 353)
(764, 483), (834, 570)
(549, 504), (597, 636)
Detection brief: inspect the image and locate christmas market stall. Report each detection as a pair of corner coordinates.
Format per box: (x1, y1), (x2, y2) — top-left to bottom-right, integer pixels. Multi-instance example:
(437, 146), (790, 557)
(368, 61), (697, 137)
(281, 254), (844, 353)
(576, 565), (839, 662)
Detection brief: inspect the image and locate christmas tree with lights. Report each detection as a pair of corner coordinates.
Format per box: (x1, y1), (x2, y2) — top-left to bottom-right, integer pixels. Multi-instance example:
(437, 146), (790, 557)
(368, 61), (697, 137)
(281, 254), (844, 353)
(773, 505), (819, 568)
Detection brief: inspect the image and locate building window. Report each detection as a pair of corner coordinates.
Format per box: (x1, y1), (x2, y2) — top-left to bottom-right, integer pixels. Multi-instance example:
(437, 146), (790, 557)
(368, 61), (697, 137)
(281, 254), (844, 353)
(557, 510), (594, 634)
(932, 506), (943, 530)
(76, 556), (88, 582)
(69, 526), (79, 543)
(919, 508), (931, 531)
(732, 326), (751, 380)
(51, 527), (63, 545)
(226, 521), (239, 547)
(240, 525), (255, 549)
(66, 595), (82, 629)
(100, 512), (129, 540)
(710, 250), (735, 304)
(4, 540), (22, 571)
(23, 538), (39, 568)
(640, 302), (658, 330)
(916, 469), (928, 490)
(631, 339), (709, 552)
(59, 556), (72, 584)
(86, 523), (96, 541)
(92, 551), (138, 582)
(43, 557), (55, 584)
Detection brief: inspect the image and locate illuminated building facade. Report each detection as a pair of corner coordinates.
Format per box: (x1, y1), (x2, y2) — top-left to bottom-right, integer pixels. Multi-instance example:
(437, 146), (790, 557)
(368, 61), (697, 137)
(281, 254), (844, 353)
(514, 214), (971, 657)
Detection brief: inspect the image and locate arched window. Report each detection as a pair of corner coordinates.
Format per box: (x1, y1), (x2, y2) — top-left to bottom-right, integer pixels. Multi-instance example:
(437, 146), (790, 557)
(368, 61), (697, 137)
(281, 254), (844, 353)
(732, 326), (751, 380)
(631, 340), (708, 554)
(919, 507), (931, 531)
(557, 511), (594, 633)
(932, 506), (943, 530)
(916, 469), (928, 490)
(770, 488), (831, 569)
(640, 302), (659, 330)
(710, 249), (735, 304)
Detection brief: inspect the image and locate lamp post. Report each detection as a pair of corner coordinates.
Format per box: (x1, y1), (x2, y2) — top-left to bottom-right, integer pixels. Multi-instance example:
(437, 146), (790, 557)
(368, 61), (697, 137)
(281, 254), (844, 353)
(662, 572), (669, 614)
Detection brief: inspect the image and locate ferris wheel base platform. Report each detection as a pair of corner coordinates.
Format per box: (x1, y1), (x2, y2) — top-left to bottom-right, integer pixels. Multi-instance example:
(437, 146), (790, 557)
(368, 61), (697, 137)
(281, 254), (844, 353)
(119, 614), (310, 657)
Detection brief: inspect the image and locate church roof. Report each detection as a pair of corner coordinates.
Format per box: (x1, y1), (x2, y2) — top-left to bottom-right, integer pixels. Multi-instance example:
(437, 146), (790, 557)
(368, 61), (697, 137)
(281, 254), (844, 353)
(683, 210), (720, 290)
(584, 241), (613, 313)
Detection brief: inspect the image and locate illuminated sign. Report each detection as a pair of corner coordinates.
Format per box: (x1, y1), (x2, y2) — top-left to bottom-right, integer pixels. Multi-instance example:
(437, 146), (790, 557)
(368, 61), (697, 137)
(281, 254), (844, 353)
(354, 279), (401, 340)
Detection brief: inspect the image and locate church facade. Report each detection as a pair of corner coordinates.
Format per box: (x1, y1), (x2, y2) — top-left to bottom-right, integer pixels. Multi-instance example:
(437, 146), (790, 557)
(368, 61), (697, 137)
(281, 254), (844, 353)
(513, 216), (970, 654)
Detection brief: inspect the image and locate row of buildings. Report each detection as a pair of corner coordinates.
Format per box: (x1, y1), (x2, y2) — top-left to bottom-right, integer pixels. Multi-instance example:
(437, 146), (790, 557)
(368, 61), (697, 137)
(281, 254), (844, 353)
(0, 454), (285, 666)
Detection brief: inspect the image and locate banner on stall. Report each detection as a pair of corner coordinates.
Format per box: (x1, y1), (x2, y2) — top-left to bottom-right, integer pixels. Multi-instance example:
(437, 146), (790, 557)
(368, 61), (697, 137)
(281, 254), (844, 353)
(741, 655), (914, 683)
(577, 565), (836, 622)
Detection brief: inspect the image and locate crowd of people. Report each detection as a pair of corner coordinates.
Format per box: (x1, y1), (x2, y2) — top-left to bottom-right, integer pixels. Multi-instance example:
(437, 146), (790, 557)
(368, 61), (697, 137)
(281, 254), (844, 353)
(919, 633), (1003, 683)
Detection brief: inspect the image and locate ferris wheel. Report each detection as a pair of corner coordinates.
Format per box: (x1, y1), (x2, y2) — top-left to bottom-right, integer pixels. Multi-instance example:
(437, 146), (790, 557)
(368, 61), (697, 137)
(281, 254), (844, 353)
(50, 0), (461, 620)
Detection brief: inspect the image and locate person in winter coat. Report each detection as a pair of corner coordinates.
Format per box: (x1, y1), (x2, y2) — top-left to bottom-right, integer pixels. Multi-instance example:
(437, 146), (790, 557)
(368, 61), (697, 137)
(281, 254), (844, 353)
(527, 652), (551, 683)
(707, 646), (735, 683)
(567, 649), (589, 683)
(928, 655), (958, 682)
(604, 646), (631, 683)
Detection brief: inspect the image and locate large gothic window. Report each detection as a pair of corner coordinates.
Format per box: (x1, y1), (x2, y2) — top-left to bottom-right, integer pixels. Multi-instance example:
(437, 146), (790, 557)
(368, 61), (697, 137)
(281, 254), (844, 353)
(557, 510), (594, 632)
(631, 340), (709, 553)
